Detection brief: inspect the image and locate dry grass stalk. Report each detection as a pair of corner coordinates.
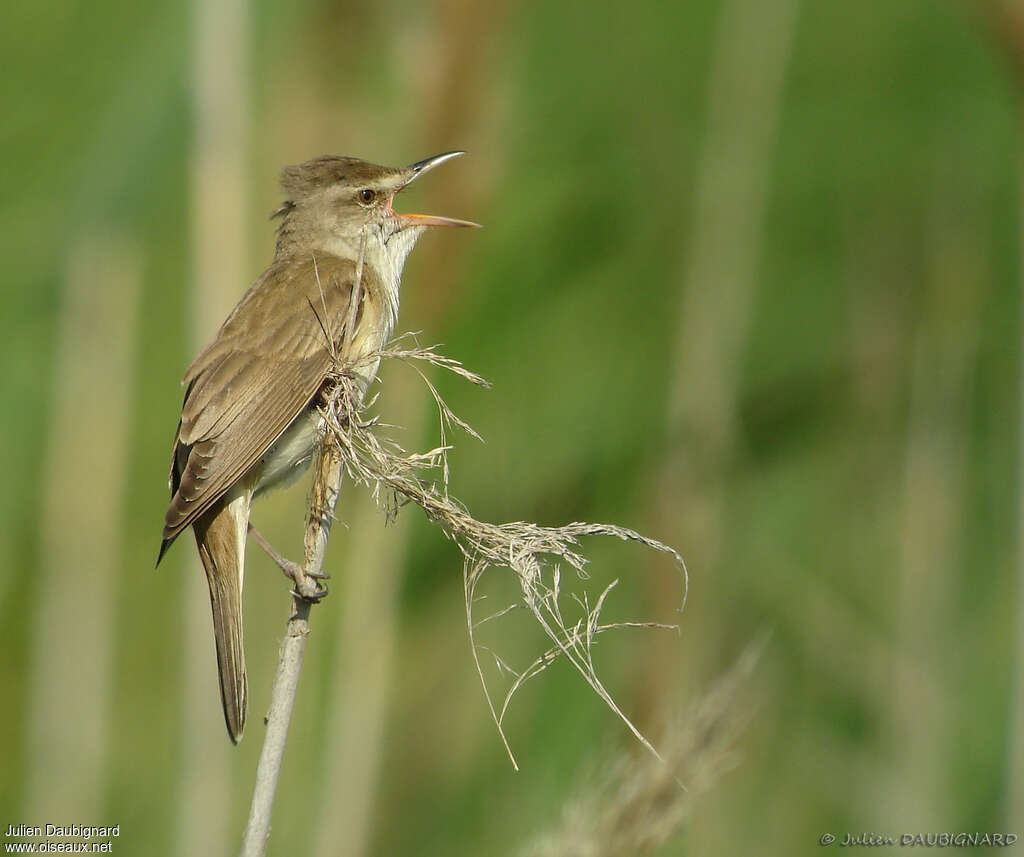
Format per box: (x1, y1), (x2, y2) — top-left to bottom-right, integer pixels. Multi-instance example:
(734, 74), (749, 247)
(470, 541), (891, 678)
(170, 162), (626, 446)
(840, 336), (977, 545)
(524, 641), (763, 857)
(320, 334), (688, 769)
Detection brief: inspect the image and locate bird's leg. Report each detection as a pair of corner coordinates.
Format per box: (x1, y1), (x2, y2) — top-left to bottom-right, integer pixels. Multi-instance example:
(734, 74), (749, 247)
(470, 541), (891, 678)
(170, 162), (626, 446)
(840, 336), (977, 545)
(247, 523), (329, 601)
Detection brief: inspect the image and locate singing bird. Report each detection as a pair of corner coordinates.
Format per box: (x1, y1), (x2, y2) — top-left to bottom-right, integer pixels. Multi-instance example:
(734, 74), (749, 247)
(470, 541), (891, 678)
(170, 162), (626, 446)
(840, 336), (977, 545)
(157, 152), (477, 743)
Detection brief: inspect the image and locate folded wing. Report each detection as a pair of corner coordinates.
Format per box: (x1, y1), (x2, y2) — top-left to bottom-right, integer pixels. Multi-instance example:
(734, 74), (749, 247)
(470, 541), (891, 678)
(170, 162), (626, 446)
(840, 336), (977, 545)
(159, 253), (361, 558)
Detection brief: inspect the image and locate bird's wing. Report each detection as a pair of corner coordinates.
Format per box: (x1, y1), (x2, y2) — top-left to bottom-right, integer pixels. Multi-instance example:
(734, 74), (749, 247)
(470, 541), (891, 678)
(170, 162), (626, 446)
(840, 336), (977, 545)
(160, 253), (362, 551)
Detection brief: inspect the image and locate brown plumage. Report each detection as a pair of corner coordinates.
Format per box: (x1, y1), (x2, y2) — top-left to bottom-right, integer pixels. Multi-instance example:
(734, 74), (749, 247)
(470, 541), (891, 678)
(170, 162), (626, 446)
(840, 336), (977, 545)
(160, 255), (365, 550)
(158, 152), (477, 743)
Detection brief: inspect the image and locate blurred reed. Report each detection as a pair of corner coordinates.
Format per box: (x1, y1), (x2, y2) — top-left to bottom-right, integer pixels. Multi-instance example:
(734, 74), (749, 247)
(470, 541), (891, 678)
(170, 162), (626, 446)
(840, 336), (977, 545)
(26, 234), (141, 827)
(968, 1), (1023, 829)
(178, 0), (250, 853)
(524, 641), (761, 857)
(1014, 112), (1024, 831)
(648, 0), (800, 702)
(889, 151), (986, 823)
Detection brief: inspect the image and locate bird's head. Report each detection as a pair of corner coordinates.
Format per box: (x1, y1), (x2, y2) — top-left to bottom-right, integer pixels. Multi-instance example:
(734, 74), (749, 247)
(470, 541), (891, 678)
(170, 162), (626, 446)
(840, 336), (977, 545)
(273, 151), (478, 263)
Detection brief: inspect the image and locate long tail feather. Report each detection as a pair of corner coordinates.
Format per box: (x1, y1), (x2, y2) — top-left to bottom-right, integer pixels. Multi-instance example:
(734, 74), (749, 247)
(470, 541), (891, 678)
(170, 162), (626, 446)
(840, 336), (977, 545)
(194, 492), (251, 743)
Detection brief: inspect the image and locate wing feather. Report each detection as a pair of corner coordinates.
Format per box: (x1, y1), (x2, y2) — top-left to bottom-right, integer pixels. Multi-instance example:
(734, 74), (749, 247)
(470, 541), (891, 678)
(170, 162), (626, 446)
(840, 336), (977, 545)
(161, 253), (363, 547)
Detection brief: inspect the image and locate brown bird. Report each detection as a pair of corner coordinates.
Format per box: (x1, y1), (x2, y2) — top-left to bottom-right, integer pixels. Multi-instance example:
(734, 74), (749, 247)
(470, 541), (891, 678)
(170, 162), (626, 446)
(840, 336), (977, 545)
(157, 152), (477, 743)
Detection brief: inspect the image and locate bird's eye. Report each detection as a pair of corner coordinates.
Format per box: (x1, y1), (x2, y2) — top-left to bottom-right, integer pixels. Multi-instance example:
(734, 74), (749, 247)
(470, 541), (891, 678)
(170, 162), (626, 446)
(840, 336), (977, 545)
(358, 188), (376, 204)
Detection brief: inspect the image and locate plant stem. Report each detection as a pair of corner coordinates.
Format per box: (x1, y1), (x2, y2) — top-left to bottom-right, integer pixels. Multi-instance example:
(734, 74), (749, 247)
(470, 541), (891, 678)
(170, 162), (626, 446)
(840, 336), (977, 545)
(239, 439), (343, 857)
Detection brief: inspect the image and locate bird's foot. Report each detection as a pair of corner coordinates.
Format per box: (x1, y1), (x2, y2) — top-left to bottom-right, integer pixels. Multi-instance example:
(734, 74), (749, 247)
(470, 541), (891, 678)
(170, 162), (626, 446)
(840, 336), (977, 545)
(247, 524), (329, 602)
(291, 578), (329, 603)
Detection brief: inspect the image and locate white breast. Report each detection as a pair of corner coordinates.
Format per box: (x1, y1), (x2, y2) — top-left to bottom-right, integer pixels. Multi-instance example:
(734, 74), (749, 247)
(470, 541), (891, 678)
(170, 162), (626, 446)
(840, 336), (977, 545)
(253, 222), (427, 497)
(253, 407), (321, 496)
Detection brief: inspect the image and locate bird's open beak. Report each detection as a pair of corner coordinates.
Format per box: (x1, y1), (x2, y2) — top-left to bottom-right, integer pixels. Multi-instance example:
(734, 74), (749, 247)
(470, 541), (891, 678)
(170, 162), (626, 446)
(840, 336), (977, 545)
(390, 151), (481, 229)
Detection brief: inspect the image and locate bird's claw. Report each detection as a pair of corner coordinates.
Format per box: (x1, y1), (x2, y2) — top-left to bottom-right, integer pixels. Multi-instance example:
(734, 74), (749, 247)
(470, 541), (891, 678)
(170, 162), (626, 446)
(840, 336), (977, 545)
(291, 581), (328, 602)
(278, 557), (329, 601)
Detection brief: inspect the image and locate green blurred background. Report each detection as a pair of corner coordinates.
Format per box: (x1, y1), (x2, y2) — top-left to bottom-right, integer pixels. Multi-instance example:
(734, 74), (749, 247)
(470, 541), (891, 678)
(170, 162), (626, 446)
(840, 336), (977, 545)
(2, 0), (1023, 854)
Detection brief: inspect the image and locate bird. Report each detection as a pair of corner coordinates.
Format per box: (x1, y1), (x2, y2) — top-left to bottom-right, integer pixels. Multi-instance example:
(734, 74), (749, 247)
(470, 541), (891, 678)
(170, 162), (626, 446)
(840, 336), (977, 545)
(157, 151), (477, 743)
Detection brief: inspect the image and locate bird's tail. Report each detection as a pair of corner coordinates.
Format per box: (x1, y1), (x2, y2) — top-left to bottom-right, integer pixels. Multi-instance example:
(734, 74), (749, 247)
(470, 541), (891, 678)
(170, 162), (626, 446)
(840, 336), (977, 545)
(194, 492), (251, 744)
